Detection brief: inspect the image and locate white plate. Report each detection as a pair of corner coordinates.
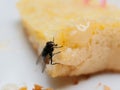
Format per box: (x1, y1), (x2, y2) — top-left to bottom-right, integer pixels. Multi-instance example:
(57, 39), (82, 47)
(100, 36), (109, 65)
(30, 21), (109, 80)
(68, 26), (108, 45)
(0, 0), (120, 90)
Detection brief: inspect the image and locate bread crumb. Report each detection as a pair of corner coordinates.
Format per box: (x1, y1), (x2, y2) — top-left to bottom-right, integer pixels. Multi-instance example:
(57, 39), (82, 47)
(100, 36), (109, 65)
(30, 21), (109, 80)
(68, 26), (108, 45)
(104, 85), (111, 90)
(32, 84), (53, 90)
(73, 80), (79, 85)
(73, 78), (79, 85)
(45, 88), (53, 90)
(32, 84), (43, 90)
(19, 87), (27, 90)
(1, 84), (53, 90)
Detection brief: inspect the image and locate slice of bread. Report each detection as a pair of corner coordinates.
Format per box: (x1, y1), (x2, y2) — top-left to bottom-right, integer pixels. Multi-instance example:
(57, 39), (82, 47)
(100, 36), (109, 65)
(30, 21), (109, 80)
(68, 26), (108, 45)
(17, 0), (120, 77)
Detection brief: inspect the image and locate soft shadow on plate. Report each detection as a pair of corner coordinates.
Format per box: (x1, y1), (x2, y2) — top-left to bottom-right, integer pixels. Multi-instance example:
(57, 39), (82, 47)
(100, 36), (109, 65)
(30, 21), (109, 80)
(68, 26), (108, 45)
(46, 75), (90, 89)
(46, 71), (120, 89)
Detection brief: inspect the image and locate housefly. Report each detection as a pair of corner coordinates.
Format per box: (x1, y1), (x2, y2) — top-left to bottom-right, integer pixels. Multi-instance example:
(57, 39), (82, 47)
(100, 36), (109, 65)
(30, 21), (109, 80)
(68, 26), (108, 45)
(36, 38), (62, 72)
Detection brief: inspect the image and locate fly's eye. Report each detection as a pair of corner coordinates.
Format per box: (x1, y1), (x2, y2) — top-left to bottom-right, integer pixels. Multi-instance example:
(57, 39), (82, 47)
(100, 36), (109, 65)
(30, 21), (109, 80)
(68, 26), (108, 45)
(49, 42), (54, 46)
(46, 42), (50, 45)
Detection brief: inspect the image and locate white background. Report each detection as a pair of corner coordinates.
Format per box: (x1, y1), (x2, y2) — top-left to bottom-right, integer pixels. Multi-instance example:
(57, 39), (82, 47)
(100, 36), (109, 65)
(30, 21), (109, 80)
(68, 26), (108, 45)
(0, 0), (120, 90)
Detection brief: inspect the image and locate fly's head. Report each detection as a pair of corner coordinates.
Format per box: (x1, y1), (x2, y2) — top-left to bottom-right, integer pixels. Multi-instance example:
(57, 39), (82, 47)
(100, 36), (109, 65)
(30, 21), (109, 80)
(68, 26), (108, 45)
(46, 41), (57, 47)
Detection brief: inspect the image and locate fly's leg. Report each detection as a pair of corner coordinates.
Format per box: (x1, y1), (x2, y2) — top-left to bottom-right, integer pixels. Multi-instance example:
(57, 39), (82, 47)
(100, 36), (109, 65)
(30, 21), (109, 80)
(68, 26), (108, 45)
(53, 51), (61, 56)
(54, 46), (63, 48)
(49, 53), (60, 65)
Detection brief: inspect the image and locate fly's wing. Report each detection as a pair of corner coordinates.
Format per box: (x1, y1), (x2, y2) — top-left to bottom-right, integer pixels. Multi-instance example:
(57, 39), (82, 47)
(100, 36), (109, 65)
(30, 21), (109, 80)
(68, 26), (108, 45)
(37, 54), (50, 73)
(42, 60), (46, 73)
(36, 54), (42, 64)
(36, 54), (45, 72)
(42, 54), (50, 72)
